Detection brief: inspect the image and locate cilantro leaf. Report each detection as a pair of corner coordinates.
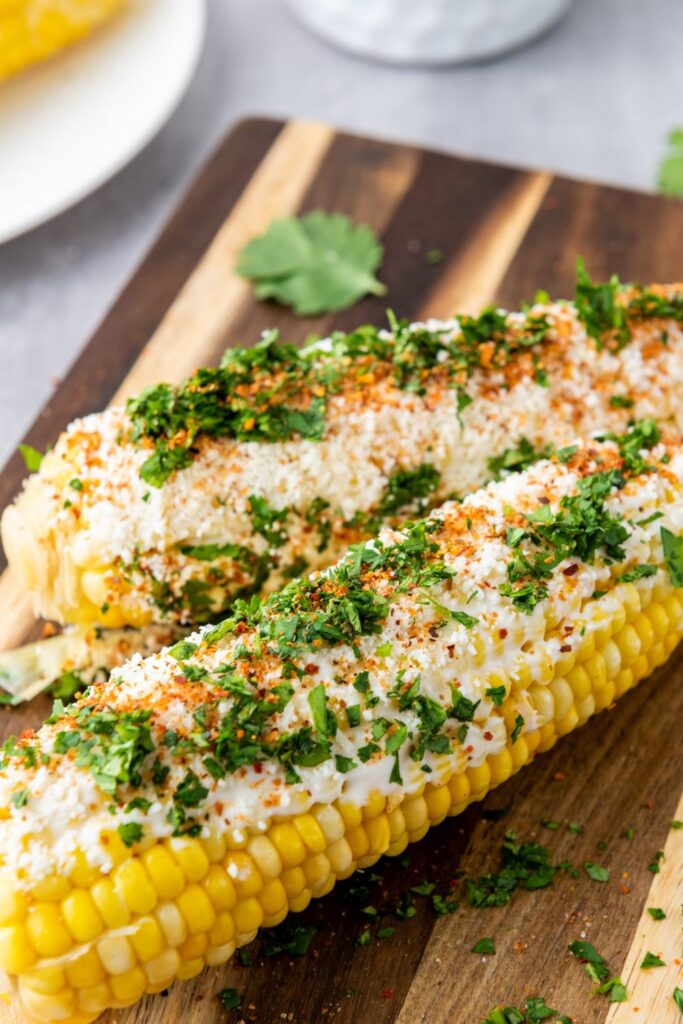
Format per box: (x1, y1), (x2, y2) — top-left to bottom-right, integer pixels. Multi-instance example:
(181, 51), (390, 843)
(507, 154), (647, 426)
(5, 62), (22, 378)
(661, 527), (683, 586)
(19, 444), (44, 472)
(641, 951), (666, 969)
(236, 211), (386, 315)
(658, 128), (683, 196)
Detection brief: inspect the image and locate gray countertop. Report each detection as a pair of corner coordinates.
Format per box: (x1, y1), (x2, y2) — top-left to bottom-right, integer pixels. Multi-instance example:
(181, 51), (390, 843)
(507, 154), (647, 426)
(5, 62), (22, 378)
(1, 0), (681, 467)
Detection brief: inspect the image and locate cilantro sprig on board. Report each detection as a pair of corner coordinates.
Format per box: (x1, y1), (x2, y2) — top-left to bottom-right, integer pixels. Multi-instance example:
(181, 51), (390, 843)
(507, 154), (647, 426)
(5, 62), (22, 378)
(237, 210), (386, 315)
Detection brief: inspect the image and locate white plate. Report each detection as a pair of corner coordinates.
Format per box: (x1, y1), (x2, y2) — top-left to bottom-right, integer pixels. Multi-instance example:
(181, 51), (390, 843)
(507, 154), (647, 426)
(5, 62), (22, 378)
(0, 0), (205, 244)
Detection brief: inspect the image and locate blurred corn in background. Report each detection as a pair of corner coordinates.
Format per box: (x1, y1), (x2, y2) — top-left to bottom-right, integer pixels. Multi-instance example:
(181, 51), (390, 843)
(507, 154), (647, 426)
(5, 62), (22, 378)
(0, 0), (124, 79)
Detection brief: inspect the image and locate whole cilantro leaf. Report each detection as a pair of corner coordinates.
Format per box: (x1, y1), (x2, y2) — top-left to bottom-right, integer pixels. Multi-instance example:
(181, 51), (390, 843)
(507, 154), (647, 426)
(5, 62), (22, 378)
(658, 128), (683, 197)
(236, 210), (386, 315)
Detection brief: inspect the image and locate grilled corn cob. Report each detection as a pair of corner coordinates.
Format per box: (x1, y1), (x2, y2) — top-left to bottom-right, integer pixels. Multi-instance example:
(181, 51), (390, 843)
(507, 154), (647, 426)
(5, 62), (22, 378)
(0, 0), (123, 80)
(4, 269), (683, 640)
(1, 423), (682, 1023)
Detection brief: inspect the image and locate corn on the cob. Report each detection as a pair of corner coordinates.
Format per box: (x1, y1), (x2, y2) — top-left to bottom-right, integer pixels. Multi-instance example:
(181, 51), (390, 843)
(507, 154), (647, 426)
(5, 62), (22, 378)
(4, 270), (683, 640)
(0, 0), (123, 80)
(1, 423), (682, 1023)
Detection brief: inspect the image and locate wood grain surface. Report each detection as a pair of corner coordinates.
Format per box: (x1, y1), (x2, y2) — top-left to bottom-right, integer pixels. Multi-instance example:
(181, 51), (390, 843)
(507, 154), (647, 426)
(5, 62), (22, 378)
(3, 118), (683, 1024)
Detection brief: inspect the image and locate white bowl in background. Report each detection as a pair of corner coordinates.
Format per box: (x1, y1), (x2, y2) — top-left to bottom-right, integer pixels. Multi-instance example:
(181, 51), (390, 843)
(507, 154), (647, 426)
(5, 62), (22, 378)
(286, 0), (574, 65)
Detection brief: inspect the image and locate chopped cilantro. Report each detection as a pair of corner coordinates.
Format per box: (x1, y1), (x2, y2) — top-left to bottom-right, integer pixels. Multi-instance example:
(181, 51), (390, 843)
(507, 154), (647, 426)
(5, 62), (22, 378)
(218, 987), (241, 1010)
(471, 937), (495, 955)
(117, 821), (144, 848)
(10, 789), (28, 808)
(647, 907), (666, 921)
(661, 527), (683, 586)
(673, 986), (683, 1012)
(485, 685), (506, 707)
(583, 862), (610, 883)
(466, 832), (555, 908)
(261, 922), (317, 957)
(18, 443), (44, 472)
(488, 438), (551, 480)
(619, 564), (657, 583)
(248, 495), (289, 548)
(641, 951), (666, 969)
(609, 394), (634, 409)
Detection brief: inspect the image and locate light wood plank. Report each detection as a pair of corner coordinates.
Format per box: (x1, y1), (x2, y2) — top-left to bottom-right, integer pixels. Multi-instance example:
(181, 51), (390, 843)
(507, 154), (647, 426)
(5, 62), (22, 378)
(606, 797), (683, 1024)
(421, 171), (552, 318)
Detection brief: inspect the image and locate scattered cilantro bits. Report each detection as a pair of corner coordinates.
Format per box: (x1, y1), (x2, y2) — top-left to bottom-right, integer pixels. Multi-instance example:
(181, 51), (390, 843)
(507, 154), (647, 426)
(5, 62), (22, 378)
(218, 987), (241, 1010)
(640, 951), (666, 969)
(568, 940), (627, 1003)
(482, 998), (572, 1023)
(236, 210), (386, 315)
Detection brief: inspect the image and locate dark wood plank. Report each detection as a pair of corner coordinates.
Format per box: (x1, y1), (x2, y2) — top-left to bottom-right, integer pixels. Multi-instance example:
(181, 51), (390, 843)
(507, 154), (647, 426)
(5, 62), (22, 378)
(496, 176), (683, 308)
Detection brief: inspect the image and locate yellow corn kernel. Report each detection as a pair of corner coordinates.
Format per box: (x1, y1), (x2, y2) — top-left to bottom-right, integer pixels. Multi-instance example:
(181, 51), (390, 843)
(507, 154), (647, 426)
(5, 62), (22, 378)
(156, 901), (187, 947)
(288, 889), (312, 913)
(96, 935), (136, 975)
(17, 982), (76, 1022)
(225, 851), (262, 898)
(27, 903), (73, 957)
(488, 748), (513, 786)
(326, 837), (353, 874)
(268, 823), (307, 867)
(100, 829), (131, 869)
(206, 941), (236, 967)
(345, 825), (369, 860)
(144, 949), (181, 987)
(203, 832), (228, 863)
(178, 933), (207, 961)
(176, 958), (204, 981)
(365, 815), (390, 856)
(91, 878), (131, 928)
(294, 813), (326, 853)
(259, 878), (288, 918)
(466, 762), (492, 800)
(0, 880), (27, 925)
(336, 802), (363, 831)
(141, 846), (185, 900)
(362, 792), (387, 820)
(0, 922), (37, 973)
(167, 838), (210, 883)
(61, 889), (104, 943)
(281, 866), (306, 899)
(28, 874), (70, 903)
(109, 967), (146, 1006)
(177, 884), (216, 935)
(130, 916), (165, 962)
(204, 864), (237, 910)
(113, 858), (157, 915)
(548, 678), (574, 719)
(78, 982), (112, 1015)
(209, 911), (236, 947)
(313, 804), (345, 842)
(70, 850), (98, 889)
(65, 950), (105, 990)
(21, 965), (66, 995)
(302, 853), (331, 891)
(246, 835), (282, 879)
(233, 896), (264, 934)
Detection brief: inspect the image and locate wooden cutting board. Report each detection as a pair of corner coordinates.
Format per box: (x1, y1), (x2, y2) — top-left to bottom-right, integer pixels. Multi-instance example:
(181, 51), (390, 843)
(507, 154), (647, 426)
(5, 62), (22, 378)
(2, 118), (683, 1024)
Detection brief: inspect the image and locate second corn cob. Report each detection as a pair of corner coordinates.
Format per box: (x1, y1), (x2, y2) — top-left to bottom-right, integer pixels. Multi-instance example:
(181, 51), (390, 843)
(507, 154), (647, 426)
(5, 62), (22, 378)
(3, 269), (683, 639)
(0, 423), (682, 1023)
(0, 0), (124, 81)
